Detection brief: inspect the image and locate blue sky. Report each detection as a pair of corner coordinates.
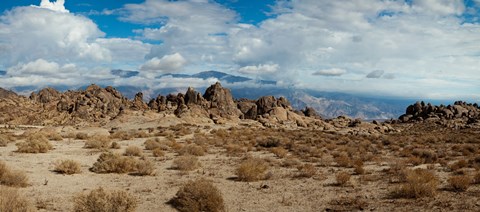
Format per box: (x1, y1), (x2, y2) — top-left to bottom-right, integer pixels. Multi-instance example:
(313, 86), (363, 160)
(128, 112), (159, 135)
(0, 0), (480, 101)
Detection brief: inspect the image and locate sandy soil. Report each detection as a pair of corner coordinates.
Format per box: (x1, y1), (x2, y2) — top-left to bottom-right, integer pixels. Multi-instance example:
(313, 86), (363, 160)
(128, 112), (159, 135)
(1, 123), (480, 211)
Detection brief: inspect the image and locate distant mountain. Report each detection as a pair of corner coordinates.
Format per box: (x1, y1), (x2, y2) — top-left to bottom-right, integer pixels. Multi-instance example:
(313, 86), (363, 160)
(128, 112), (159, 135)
(0, 70), (6, 76)
(3, 70), (413, 119)
(111, 69), (139, 78)
(159, 70), (277, 85)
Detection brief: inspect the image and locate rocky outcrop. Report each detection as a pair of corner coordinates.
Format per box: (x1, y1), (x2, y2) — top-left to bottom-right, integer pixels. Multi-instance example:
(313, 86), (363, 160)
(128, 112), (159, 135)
(203, 82), (242, 119)
(0, 88), (17, 99)
(398, 101), (480, 128)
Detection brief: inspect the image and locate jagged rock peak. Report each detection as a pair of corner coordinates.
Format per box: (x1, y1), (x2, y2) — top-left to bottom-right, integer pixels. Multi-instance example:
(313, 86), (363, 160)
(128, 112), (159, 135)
(0, 87), (17, 99)
(203, 82), (241, 118)
(30, 87), (61, 103)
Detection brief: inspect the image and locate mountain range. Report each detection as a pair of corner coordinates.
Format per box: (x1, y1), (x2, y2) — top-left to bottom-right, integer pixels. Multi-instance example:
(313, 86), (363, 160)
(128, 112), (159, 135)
(8, 70), (416, 120)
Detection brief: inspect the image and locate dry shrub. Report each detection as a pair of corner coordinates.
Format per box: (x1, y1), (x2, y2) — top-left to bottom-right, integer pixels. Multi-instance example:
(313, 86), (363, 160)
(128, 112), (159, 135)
(16, 134), (53, 153)
(473, 172), (480, 184)
(296, 164), (316, 178)
(449, 159), (468, 171)
(392, 169), (438, 198)
(335, 171), (351, 186)
(257, 137), (281, 148)
(73, 187), (138, 212)
(144, 138), (161, 150)
(170, 178), (224, 212)
(152, 148), (164, 157)
(0, 134), (15, 147)
(110, 131), (133, 140)
(76, 132), (89, 140)
(84, 135), (111, 149)
(90, 152), (155, 176)
(0, 186), (34, 212)
(178, 144), (205, 156)
(172, 156), (201, 171)
(412, 149), (437, 163)
(270, 147), (288, 158)
(335, 155), (352, 168)
(281, 157), (301, 168)
(134, 160), (156, 176)
(168, 140), (183, 151)
(124, 146), (143, 157)
(387, 161), (408, 183)
(133, 130), (150, 138)
(353, 160), (365, 175)
(225, 144), (246, 156)
(0, 161), (29, 187)
(44, 131), (63, 141)
(54, 160), (81, 175)
(110, 141), (121, 149)
(235, 157), (268, 182)
(328, 196), (368, 211)
(447, 175), (471, 192)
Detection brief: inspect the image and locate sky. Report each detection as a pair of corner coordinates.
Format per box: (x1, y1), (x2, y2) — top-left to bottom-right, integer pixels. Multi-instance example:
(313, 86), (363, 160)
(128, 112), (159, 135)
(0, 0), (480, 101)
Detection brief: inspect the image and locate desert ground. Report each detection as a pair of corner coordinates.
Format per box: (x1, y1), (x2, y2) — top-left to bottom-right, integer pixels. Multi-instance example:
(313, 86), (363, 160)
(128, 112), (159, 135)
(2, 118), (480, 211)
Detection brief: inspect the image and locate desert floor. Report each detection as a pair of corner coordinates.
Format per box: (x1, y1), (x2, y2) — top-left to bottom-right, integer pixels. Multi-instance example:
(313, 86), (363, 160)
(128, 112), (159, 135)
(1, 122), (480, 211)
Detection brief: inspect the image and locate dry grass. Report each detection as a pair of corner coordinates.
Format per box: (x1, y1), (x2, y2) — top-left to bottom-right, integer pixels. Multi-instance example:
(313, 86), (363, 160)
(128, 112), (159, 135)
(0, 186), (34, 212)
(152, 148), (165, 157)
(296, 164), (317, 178)
(392, 169), (438, 198)
(0, 134), (15, 147)
(134, 159), (156, 176)
(84, 135), (112, 149)
(54, 160), (81, 175)
(0, 161), (29, 187)
(90, 152), (155, 176)
(169, 178), (225, 212)
(110, 131), (133, 140)
(124, 146), (143, 157)
(73, 187), (138, 212)
(235, 157), (268, 182)
(172, 156), (201, 171)
(447, 175), (471, 192)
(270, 147), (288, 158)
(16, 134), (53, 153)
(144, 138), (161, 150)
(473, 171), (480, 184)
(75, 132), (89, 140)
(335, 171), (351, 186)
(110, 141), (121, 149)
(178, 144), (206, 156)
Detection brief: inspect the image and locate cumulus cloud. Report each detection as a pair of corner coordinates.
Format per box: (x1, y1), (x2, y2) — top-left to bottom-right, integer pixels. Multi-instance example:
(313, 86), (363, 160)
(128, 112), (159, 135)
(238, 64), (279, 75)
(140, 53), (187, 76)
(1, 0), (480, 100)
(0, 6), (109, 66)
(366, 70), (385, 78)
(313, 68), (346, 77)
(0, 1), (153, 88)
(35, 0), (69, 13)
(118, 0), (237, 70)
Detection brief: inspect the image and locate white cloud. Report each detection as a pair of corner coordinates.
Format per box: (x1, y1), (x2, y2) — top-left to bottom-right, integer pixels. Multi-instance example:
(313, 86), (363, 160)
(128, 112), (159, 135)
(238, 64), (279, 75)
(35, 0), (69, 13)
(140, 53), (187, 76)
(119, 0), (236, 68)
(313, 68), (346, 77)
(0, 6), (109, 66)
(1, 0), (480, 100)
(0, 2), (153, 89)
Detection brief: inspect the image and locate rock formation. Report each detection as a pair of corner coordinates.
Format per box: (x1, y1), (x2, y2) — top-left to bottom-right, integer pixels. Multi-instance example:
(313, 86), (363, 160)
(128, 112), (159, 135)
(398, 101), (480, 128)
